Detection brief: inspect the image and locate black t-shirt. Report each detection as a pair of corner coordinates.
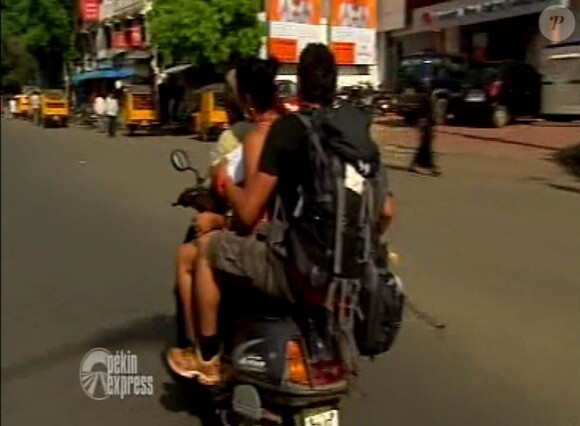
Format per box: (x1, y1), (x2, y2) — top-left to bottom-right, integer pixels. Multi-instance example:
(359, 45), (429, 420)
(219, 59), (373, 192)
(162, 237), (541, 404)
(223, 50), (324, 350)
(259, 112), (391, 217)
(258, 114), (310, 216)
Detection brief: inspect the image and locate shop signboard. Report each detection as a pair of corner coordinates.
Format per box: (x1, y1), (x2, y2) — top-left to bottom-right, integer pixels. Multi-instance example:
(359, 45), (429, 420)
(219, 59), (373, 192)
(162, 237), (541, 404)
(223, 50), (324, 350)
(267, 0), (326, 63)
(113, 31), (128, 49)
(129, 24), (144, 47)
(80, 0), (100, 22)
(412, 0), (566, 32)
(330, 0), (378, 65)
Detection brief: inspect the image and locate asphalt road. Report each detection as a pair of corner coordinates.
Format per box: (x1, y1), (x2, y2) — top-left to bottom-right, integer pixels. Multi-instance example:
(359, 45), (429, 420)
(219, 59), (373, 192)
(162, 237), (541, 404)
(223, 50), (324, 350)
(2, 120), (579, 426)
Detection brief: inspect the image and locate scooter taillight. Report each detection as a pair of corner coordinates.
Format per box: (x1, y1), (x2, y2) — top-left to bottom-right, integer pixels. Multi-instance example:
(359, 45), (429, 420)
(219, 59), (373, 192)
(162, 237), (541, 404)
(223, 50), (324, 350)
(285, 340), (310, 386)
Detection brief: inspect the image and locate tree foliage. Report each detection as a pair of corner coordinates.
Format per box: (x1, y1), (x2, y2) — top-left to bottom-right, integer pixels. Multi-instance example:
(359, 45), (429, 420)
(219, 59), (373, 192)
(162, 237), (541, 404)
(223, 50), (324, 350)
(1, 0), (75, 90)
(149, 0), (263, 68)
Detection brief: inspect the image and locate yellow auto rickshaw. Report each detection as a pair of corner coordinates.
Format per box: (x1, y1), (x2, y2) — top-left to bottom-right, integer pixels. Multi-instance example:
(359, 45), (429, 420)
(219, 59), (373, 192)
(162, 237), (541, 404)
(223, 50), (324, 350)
(15, 94), (31, 119)
(191, 84), (228, 141)
(40, 89), (69, 127)
(121, 85), (158, 136)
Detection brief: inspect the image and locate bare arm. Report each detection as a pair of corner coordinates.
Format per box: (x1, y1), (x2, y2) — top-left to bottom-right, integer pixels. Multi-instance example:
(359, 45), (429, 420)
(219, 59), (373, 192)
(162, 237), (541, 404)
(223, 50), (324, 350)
(225, 171), (278, 228)
(378, 193), (394, 234)
(243, 129), (265, 182)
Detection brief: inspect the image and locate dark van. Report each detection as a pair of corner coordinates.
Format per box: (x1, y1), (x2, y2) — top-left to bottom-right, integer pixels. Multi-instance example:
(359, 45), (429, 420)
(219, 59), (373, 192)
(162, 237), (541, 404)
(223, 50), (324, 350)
(395, 53), (468, 124)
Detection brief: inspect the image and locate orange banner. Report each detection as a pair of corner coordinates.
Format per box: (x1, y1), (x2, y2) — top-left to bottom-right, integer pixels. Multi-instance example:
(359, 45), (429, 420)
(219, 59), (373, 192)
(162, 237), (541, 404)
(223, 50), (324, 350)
(331, 0), (377, 29)
(331, 42), (355, 65)
(268, 0), (322, 25)
(268, 38), (299, 63)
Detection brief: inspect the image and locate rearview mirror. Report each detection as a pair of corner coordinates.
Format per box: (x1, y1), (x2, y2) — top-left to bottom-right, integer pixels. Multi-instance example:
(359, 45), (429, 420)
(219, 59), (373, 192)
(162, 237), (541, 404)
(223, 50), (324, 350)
(170, 149), (191, 172)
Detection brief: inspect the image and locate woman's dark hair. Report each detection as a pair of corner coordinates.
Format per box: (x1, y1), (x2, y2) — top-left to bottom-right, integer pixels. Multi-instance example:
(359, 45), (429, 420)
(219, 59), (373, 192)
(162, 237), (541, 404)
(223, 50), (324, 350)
(224, 96), (245, 125)
(236, 57), (280, 113)
(297, 44), (337, 106)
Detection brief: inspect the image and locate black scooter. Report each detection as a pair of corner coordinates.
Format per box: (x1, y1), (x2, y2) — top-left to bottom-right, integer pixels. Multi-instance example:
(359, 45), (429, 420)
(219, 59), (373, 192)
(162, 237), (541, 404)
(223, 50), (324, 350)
(170, 149), (349, 426)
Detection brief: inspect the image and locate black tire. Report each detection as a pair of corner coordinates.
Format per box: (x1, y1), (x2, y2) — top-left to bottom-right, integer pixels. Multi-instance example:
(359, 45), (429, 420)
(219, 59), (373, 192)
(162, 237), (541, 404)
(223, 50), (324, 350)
(403, 113), (418, 125)
(433, 98), (449, 125)
(491, 105), (510, 128)
(283, 413), (301, 426)
(126, 125), (135, 136)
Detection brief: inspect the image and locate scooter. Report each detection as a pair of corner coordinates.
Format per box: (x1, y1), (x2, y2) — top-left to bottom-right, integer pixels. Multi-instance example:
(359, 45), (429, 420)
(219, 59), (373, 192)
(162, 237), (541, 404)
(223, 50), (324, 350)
(170, 149), (349, 426)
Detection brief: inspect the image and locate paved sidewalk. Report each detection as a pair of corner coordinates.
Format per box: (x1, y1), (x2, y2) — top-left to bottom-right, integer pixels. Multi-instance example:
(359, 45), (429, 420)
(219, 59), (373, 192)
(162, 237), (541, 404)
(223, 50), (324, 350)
(372, 117), (580, 159)
(372, 118), (580, 193)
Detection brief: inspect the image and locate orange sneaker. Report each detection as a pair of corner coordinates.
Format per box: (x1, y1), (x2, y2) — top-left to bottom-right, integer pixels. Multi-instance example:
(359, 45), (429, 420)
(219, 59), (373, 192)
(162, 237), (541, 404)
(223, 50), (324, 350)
(166, 346), (222, 385)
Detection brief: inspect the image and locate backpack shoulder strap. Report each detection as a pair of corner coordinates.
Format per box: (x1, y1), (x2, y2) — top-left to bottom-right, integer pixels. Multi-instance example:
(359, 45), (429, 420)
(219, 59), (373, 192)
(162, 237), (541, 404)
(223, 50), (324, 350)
(295, 112), (328, 164)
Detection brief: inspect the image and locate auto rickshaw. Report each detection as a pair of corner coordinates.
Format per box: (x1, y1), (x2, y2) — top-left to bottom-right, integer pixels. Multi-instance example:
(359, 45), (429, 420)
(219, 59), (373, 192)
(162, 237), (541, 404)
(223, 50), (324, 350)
(15, 94), (31, 119)
(40, 89), (69, 127)
(121, 84), (158, 135)
(191, 84), (228, 141)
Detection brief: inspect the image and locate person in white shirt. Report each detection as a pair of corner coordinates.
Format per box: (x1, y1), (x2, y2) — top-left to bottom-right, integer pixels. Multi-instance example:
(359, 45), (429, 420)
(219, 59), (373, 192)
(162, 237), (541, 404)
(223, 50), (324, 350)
(93, 94), (106, 132)
(279, 0), (312, 23)
(30, 92), (41, 126)
(105, 93), (119, 137)
(9, 97), (18, 119)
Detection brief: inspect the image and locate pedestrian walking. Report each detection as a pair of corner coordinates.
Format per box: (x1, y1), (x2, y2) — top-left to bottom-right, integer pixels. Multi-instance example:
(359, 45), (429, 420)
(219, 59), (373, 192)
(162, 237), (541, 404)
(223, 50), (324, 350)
(93, 93), (106, 132)
(30, 91), (41, 126)
(105, 92), (119, 137)
(9, 97), (17, 119)
(408, 95), (441, 176)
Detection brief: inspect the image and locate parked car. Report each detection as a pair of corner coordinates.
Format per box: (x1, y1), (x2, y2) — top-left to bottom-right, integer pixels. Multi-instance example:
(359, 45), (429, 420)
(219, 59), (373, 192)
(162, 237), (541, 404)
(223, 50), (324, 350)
(276, 80), (299, 112)
(458, 60), (541, 127)
(336, 85), (376, 112)
(394, 53), (468, 124)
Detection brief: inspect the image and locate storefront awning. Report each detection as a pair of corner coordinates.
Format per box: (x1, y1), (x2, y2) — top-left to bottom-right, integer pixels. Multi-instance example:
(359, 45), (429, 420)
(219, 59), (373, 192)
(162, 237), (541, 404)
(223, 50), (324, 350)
(71, 67), (136, 84)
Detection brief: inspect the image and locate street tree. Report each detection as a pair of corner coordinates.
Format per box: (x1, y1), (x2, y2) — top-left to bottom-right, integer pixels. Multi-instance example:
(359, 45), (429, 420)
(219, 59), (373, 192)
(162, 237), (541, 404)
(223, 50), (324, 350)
(149, 0), (263, 68)
(1, 0), (75, 88)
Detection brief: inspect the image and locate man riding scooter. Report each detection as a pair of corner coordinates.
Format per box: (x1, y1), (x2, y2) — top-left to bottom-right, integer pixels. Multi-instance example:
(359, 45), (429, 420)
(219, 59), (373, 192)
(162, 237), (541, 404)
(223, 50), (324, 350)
(167, 44), (395, 385)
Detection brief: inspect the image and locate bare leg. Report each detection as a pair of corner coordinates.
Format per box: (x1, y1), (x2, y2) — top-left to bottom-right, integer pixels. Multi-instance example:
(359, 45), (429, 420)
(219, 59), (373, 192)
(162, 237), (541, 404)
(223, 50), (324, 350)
(175, 243), (198, 343)
(166, 232), (222, 384)
(195, 232), (221, 338)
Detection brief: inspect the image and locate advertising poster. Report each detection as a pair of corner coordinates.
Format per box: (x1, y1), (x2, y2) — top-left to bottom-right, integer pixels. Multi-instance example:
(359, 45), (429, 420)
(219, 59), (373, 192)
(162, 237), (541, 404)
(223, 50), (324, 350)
(331, 0), (377, 65)
(268, 0), (327, 63)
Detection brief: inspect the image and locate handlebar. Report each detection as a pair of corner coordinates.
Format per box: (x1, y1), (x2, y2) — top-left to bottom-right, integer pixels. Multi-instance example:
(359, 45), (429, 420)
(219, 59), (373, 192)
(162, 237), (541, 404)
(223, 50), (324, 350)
(173, 186), (229, 214)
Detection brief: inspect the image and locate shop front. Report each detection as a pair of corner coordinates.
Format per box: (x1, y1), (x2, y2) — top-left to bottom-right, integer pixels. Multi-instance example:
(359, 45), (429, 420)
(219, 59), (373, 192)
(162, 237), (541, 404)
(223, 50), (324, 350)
(393, 0), (567, 66)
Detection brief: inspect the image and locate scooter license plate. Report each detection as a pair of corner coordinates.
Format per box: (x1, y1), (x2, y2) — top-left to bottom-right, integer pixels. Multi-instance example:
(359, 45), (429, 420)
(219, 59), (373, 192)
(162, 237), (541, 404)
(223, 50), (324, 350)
(303, 409), (339, 426)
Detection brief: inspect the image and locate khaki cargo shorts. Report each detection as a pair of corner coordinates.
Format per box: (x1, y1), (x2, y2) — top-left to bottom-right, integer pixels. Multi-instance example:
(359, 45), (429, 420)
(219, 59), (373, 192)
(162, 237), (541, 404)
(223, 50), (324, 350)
(205, 225), (294, 303)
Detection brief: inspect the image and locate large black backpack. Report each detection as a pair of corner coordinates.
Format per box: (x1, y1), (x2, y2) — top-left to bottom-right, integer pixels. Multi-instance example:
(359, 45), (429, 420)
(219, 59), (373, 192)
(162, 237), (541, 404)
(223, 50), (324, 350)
(267, 103), (404, 360)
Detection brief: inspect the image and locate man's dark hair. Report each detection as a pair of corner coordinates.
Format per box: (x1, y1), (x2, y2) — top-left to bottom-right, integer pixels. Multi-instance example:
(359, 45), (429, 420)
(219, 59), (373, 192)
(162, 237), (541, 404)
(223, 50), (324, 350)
(236, 57), (280, 113)
(298, 43), (337, 106)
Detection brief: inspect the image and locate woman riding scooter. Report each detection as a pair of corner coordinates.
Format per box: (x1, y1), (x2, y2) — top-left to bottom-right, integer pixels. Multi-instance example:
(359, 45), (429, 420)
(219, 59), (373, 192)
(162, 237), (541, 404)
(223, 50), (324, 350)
(170, 57), (284, 376)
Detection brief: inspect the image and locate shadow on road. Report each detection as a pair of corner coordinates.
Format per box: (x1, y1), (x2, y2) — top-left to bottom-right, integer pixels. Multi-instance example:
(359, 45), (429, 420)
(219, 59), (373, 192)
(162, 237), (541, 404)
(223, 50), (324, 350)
(551, 143), (580, 181)
(436, 128), (560, 152)
(159, 379), (224, 426)
(1, 314), (175, 381)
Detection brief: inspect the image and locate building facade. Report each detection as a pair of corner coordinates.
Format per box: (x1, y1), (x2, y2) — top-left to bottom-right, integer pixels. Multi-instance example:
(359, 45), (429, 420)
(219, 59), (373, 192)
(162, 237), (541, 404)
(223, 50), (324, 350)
(377, 0), (575, 89)
(74, 0), (154, 87)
